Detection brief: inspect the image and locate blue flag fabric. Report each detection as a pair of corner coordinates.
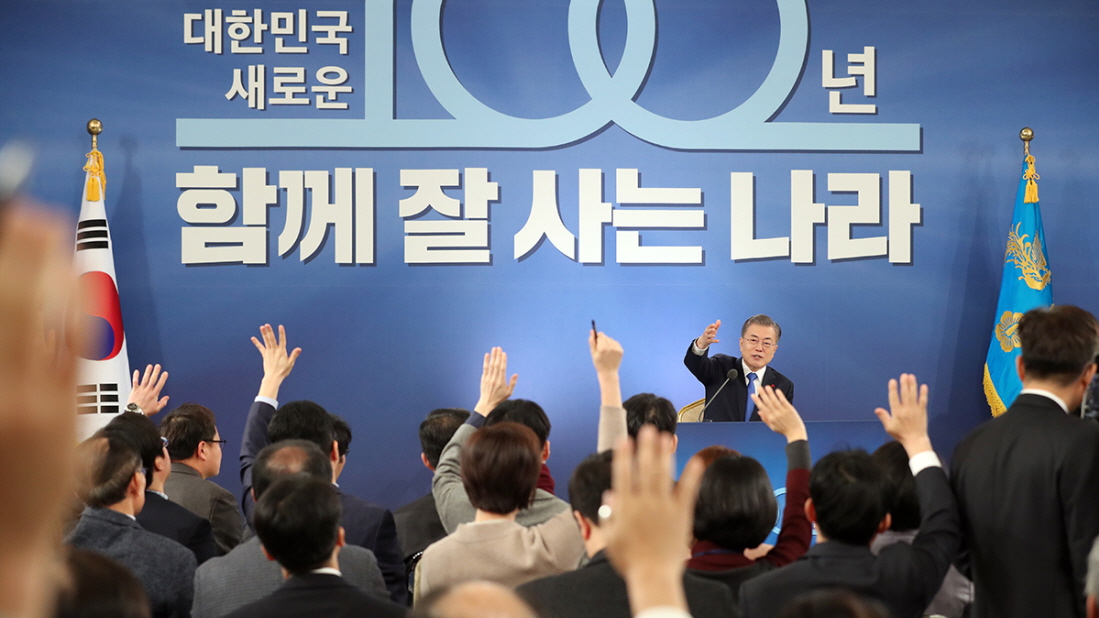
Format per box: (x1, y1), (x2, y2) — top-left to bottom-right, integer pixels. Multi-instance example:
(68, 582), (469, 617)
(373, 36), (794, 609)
(983, 154), (1051, 416)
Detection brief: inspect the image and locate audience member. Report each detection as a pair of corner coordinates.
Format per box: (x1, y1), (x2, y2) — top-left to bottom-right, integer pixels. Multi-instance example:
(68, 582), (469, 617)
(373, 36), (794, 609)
(518, 451), (735, 618)
(395, 408), (470, 563)
(66, 433), (197, 618)
(240, 323), (406, 603)
(193, 440), (388, 618)
(54, 547), (151, 618)
(688, 445), (738, 469)
(739, 374), (961, 618)
(871, 440), (972, 617)
(416, 421), (584, 601)
(414, 582), (538, 618)
(224, 475), (407, 618)
(104, 412), (218, 564)
(124, 363), (171, 417)
(686, 384), (811, 601)
(160, 403), (242, 555)
(952, 305), (1099, 618)
(777, 590), (889, 618)
(624, 392), (677, 441)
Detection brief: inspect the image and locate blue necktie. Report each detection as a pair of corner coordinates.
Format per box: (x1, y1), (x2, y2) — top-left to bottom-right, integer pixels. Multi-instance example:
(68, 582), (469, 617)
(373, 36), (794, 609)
(746, 372), (759, 419)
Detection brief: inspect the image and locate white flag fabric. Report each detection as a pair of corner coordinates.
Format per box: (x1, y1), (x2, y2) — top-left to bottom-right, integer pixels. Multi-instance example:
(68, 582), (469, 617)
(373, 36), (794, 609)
(73, 149), (130, 438)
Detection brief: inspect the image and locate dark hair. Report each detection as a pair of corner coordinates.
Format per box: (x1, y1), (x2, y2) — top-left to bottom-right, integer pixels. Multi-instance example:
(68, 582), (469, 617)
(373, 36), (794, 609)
(484, 399), (551, 447)
(332, 415), (351, 457)
(461, 422), (541, 514)
(268, 400), (335, 456)
(693, 454), (777, 550)
(419, 408), (470, 468)
(871, 441), (920, 531)
(809, 450), (891, 546)
(742, 314), (782, 342)
(55, 547), (151, 618)
(79, 435), (142, 509)
(254, 475), (342, 574)
(1019, 305), (1099, 386)
(160, 403), (217, 461)
(104, 413), (164, 485)
(253, 440), (333, 499)
(691, 445), (740, 469)
(568, 451), (613, 523)
(777, 589), (889, 618)
(624, 393), (677, 437)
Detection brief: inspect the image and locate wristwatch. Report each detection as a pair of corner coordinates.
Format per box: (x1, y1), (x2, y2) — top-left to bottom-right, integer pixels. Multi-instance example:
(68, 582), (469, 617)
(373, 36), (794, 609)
(125, 402), (144, 415)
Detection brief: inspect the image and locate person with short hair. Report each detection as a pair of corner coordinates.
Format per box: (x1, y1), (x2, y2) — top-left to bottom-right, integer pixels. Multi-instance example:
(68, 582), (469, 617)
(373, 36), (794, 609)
(416, 422), (584, 602)
(686, 384), (811, 601)
(240, 324), (406, 603)
(104, 412), (218, 564)
(684, 315), (794, 422)
(54, 548), (152, 618)
(223, 475), (407, 618)
(394, 408), (470, 563)
(624, 393), (677, 439)
(160, 403), (242, 555)
(66, 433), (197, 618)
(331, 415), (352, 482)
(739, 375), (961, 618)
(952, 305), (1099, 618)
(193, 440), (389, 618)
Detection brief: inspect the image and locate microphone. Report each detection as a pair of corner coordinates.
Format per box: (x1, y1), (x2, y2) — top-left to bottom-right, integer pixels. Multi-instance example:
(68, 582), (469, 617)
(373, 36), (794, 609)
(701, 368), (739, 417)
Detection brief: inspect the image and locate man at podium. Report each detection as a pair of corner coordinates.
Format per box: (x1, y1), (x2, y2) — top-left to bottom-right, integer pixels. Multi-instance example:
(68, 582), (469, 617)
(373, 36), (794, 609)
(684, 315), (795, 422)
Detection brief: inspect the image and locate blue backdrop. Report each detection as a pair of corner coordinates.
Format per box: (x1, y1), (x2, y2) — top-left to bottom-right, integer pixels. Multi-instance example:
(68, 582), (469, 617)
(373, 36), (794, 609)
(3, 0), (1098, 510)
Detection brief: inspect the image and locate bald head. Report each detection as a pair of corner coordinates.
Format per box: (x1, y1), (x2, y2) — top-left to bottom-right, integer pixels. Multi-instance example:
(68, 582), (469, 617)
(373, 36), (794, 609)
(252, 439), (333, 498)
(420, 582), (537, 618)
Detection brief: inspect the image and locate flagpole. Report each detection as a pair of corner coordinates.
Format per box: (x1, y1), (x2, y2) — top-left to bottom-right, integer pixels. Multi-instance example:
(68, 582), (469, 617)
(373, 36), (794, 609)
(87, 118), (102, 151)
(1020, 126), (1032, 156)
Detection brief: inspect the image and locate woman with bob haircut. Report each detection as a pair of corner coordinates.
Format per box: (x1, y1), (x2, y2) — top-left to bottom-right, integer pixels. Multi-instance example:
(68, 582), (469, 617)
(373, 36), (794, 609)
(414, 421), (584, 603)
(686, 386), (813, 602)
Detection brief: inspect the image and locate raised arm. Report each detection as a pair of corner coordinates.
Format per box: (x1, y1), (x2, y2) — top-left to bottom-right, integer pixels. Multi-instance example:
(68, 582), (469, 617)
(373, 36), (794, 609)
(591, 331), (627, 452)
(240, 324), (301, 520)
(751, 385), (811, 566)
(683, 319), (727, 384)
(126, 364), (170, 416)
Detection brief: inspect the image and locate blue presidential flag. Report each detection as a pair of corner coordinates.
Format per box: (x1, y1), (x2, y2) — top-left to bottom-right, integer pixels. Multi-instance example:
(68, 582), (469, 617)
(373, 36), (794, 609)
(983, 152), (1051, 416)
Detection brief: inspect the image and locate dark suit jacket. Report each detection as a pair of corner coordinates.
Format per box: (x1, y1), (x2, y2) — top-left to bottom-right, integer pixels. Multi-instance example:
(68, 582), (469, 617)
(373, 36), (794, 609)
(393, 492), (446, 562)
(192, 536), (388, 618)
(518, 550), (736, 618)
(164, 462), (243, 556)
(239, 399), (407, 604)
(138, 490), (218, 564)
(739, 466), (961, 618)
(224, 572), (407, 618)
(951, 393), (1099, 618)
(683, 343), (794, 422)
(66, 506), (197, 618)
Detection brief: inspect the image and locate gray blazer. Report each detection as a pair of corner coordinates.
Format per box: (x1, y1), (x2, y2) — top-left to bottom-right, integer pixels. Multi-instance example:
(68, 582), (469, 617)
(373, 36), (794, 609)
(165, 462), (243, 555)
(192, 536), (388, 618)
(67, 506), (197, 618)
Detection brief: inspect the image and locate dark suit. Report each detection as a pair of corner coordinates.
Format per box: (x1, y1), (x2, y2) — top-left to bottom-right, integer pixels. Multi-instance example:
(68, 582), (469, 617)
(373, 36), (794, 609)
(240, 399), (407, 604)
(393, 492), (446, 562)
(192, 536), (388, 618)
(951, 393), (1099, 618)
(683, 343), (794, 422)
(224, 572), (407, 618)
(739, 466), (961, 618)
(164, 462), (243, 555)
(138, 490), (218, 564)
(66, 506), (197, 618)
(518, 550), (736, 618)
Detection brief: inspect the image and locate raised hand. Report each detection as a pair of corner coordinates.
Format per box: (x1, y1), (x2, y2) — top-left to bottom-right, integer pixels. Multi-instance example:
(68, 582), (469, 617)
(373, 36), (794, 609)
(752, 385), (807, 443)
(873, 373), (932, 456)
(603, 425), (705, 614)
(696, 319), (721, 350)
(127, 364), (170, 415)
(251, 324), (301, 400)
(474, 347), (517, 417)
(589, 330), (623, 376)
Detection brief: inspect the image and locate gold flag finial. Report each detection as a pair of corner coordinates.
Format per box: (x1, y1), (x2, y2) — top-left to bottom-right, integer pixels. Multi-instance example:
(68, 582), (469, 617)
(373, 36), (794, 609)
(84, 120), (106, 201)
(87, 119), (102, 151)
(1020, 127), (1033, 156)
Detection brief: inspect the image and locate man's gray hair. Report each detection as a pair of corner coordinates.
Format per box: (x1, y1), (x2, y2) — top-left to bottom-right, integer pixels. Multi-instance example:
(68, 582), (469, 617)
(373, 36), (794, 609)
(741, 314), (782, 342)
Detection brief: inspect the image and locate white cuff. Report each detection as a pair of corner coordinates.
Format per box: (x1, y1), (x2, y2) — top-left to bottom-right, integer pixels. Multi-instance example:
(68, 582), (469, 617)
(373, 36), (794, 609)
(255, 395), (278, 408)
(908, 450), (941, 475)
(635, 608), (693, 618)
(691, 340), (707, 355)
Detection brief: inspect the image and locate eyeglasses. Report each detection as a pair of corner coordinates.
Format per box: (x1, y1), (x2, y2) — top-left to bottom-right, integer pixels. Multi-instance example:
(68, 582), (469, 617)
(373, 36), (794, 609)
(205, 438), (228, 446)
(742, 336), (776, 350)
(160, 436), (170, 448)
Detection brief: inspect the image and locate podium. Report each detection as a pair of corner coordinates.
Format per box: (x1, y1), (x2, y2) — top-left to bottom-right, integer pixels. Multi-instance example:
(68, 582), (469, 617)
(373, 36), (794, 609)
(675, 421), (890, 544)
